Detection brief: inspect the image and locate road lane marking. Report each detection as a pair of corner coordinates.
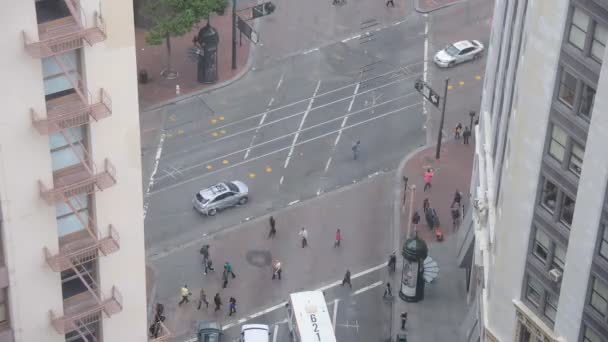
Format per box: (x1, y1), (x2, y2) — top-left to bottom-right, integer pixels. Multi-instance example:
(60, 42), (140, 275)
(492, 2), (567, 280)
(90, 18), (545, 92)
(212, 132), (219, 137)
(265, 166), (272, 172)
(222, 160), (229, 165)
(206, 165), (213, 170)
(249, 172), (256, 178)
(288, 200), (300, 206)
(475, 75), (482, 80)
(211, 119), (217, 124)
(279, 175), (284, 185)
(276, 73), (284, 91)
(352, 280), (383, 296)
(213, 263), (386, 333)
(333, 299), (339, 329)
(302, 47), (319, 55)
(284, 80), (321, 169)
(147, 102), (422, 196)
(273, 324), (279, 342)
(459, 81), (465, 86)
(142, 131), (166, 219)
(244, 93), (276, 160)
(170, 61), (424, 139)
(156, 91), (416, 184)
(447, 85), (454, 90)
(268, 97), (274, 107)
(219, 116), (225, 121)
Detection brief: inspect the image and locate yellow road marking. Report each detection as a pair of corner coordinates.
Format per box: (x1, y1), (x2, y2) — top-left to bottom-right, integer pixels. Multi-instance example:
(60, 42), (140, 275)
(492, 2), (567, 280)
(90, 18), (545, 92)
(177, 129), (184, 135)
(447, 85), (454, 90)
(249, 172), (256, 178)
(219, 116), (225, 121)
(265, 166), (273, 173)
(211, 119), (218, 124)
(166, 133), (173, 138)
(168, 114), (177, 122)
(475, 75), (482, 80)
(222, 160), (229, 165)
(459, 81), (465, 86)
(220, 130), (226, 134)
(212, 132), (219, 137)
(206, 165), (213, 170)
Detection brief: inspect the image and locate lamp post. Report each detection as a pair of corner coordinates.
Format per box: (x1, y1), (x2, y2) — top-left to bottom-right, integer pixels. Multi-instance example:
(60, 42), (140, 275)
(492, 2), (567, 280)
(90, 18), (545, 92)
(406, 185), (416, 239)
(402, 176), (408, 206)
(435, 78), (450, 160)
(469, 110), (476, 130)
(231, 0), (237, 70)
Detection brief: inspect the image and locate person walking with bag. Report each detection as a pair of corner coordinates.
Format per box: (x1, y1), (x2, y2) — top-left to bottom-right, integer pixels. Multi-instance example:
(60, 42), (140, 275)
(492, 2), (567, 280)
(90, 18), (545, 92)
(179, 285), (191, 306)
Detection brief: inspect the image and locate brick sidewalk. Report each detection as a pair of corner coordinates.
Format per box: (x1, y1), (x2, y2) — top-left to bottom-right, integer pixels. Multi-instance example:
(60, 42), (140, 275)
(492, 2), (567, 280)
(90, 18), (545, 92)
(415, 0), (464, 13)
(135, 5), (253, 110)
(391, 138), (475, 341)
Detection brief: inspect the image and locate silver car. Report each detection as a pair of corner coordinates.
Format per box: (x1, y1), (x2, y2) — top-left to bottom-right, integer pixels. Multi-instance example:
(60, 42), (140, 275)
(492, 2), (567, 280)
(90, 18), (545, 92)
(193, 181), (249, 216)
(433, 40), (484, 68)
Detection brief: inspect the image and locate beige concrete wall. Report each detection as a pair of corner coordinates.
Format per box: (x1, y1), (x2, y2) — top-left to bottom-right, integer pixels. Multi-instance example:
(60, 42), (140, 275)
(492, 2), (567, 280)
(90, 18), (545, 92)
(485, 0), (568, 340)
(0, 1), (66, 342)
(82, 0), (148, 340)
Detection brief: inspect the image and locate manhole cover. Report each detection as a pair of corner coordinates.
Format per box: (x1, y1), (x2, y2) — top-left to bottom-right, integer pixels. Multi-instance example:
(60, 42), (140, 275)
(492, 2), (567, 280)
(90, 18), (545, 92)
(246, 250), (272, 268)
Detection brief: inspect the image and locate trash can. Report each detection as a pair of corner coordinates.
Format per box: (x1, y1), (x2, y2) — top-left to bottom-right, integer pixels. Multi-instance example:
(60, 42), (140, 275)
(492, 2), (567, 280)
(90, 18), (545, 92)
(138, 69), (149, 84)
(396, 333), (408, 342)
(197, 23), (219, 84)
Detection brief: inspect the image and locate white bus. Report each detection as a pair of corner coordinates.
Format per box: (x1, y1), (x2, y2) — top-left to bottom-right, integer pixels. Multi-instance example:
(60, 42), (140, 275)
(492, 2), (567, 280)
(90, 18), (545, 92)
(286, 291), (337, 342)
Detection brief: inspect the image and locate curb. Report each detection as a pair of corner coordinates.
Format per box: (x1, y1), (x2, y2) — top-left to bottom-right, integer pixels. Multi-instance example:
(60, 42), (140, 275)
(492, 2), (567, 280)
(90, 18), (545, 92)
(414, 0), (467, 13)
(141, 36), (257, 113)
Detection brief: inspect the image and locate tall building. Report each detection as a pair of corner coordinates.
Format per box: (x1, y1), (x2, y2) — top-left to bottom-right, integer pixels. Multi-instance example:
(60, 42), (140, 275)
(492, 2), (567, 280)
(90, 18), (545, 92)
(457, 0), (608, 341)
(0, 0), (151, 341)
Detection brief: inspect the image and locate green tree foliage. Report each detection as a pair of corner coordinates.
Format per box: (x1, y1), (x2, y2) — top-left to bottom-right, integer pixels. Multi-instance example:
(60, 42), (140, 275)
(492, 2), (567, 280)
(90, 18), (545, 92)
(143, 0), (227, 46)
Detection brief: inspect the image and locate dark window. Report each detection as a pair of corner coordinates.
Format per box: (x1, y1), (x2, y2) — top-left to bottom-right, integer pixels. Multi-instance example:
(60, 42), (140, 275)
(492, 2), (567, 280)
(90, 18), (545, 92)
(558, 70), (577, 107)
(590, 277), (608, 317)
(579, 84), (595, 120)
(599, 223), (608, 262)
(591, 23), (607, 63)
(552, 244), (566, 273)
(533, 228), (550, 263)
(526, 276), (542, 307)
(541, 179), (558, 213)
(583, 324), (602, 342)
(569, 143), (584, 176)
(560, 195), (576, 227)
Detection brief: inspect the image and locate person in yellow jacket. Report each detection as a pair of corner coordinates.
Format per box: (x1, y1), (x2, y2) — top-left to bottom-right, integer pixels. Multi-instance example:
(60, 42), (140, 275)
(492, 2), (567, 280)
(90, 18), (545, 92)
(179, 285), (191, 306)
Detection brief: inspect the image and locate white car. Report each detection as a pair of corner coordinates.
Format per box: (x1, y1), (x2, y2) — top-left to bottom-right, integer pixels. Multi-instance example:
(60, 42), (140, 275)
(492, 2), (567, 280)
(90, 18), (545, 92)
(433, 40), (484, 68)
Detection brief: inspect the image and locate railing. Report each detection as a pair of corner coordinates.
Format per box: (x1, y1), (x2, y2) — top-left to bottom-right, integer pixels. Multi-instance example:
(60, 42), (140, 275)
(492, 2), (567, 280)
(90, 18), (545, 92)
(39, 158), (117, 204)
(31, 88), (112, 135)
(50, 286), (123, 334)
(44, 226), (120, 272)
(149, 321), (171, 342)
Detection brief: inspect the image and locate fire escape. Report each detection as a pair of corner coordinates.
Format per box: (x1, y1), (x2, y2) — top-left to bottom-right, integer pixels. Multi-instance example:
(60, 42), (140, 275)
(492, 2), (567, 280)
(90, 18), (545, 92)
(22, 1), (122, 340)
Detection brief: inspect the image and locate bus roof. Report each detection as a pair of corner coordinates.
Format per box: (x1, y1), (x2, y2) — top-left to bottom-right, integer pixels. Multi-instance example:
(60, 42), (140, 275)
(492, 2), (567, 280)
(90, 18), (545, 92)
(289, 291), (337, 342)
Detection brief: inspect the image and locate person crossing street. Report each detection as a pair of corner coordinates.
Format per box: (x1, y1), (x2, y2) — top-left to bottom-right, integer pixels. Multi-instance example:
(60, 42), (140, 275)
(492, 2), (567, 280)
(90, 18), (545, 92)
(268, 216), (276, 238)
(178, 285), (191, 306)
(299, 227), (308, 248)
(342, 269), (352, 288)
(214, 293), (222, 312)
(272, 259), (282, 280)
(224, 262), (236, 278)
(197, 288), (209, 310)
(229, 297), (237, 316)
(334, 229), (341, 247)
(352, 140), (361, 160)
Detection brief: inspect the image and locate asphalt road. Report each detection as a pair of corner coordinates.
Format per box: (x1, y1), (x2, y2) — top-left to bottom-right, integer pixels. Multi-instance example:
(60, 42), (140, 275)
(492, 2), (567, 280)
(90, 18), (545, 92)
(142, 0), (494, 340)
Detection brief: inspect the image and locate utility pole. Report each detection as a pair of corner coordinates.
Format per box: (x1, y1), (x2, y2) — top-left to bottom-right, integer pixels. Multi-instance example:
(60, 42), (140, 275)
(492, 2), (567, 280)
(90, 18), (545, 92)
(469, 110), (476, 130)
(435, 78), (449, 160)
(406, 185), (416, 238)
(231, 0), (237, 70)
(402, 176), (408, 206)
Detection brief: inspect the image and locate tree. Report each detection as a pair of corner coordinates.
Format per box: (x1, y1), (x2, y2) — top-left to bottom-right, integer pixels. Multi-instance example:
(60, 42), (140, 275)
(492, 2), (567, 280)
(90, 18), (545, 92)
(143, 0), (227, 78)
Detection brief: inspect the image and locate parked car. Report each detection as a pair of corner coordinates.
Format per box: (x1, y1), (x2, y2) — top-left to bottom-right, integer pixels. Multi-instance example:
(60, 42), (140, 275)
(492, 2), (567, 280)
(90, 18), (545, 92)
(241, 324), (270, 342)
(433, 40), (484, 68)
(196, 321), (222, 342)
(193, 181), (249, 216)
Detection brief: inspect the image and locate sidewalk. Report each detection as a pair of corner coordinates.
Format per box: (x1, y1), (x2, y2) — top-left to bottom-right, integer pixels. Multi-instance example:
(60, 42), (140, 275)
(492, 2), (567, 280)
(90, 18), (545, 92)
(415, 0), (465, 13)
(135, 4), (253, 111)
(391, 138), (475, 341)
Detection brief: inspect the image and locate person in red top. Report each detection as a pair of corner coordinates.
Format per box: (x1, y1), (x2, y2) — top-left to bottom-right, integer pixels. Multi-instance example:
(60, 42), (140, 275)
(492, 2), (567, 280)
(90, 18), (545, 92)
(334, 229), (341, 247)
(423, 169), (434, 192)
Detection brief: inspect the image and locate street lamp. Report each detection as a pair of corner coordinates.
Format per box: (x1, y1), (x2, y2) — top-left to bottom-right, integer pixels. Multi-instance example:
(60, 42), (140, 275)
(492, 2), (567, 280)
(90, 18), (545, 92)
(231, 0), (237, 70)
(399, 233), (428, 302)
(435, 78), (450, 160)
(469, 110), (476, 130)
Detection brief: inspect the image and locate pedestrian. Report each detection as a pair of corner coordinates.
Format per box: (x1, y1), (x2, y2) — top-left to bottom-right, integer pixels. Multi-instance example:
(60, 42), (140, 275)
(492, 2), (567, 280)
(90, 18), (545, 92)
(272, 259), (282, 280)
(423, 198), (430, 213)
(451, 202), (461, 231)
(214, 293), (222, 312)
(229, 297), (237, 316)
(388, 253), (396, 273)
(225, 262), (236, 278)
(179, 285), (191, 306)
(352, 140), (360, 160)
(463, 126), (471, 144)
(400, 312), (408, 330)
(299, 227), (308, 248)
(198, 288), (209, 310)
(222, 268), (229, 289)
(342, 269), (352, 288)
(268, 216), (276, 238)
(204, 258), (215, 275)
(334, 229), (341, 247)
(200, 244), (211, 274)
(383, 282), (392, 298)
(452, 190), (462, 207)
(455, 123), (463, 139)
(426, 207), (438, 230)
(423, 168), (433, 192)
(412, 210), (420, 230)
(386, 0), (395, 7)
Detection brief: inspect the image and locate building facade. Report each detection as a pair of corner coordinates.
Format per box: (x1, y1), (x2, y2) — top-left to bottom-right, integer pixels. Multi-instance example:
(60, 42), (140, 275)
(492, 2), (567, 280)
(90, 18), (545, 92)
(0, 0), (152, 341)
(457, 0), (608, 341)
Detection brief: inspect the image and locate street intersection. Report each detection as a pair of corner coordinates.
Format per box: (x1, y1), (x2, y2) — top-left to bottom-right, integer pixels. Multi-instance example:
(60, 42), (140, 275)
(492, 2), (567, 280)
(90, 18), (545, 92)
(141, 0), (494, 340)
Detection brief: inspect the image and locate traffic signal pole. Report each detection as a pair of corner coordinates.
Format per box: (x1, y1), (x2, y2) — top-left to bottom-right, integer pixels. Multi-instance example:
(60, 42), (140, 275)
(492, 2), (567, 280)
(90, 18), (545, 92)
(435, 78), (449, 160)
(231, 0), (237, 70)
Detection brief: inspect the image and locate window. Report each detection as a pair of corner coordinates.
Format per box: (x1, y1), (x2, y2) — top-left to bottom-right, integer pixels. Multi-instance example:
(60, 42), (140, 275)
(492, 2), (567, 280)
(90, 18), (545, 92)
(519, 324), (531, 342)
(49, 127), (85, 171)
(541, 180), (558, 212)
(0, 288), (8, 327)
(579, 84), (596, 119)
(552, 245), (566, 273)
(558, 70), (578, 107)
(592, 23), (607, 62)
(533, 228), (551, 263)
(526, 276), (543, 307)
(544, 292), (558, 323)
(583, 325), (602, 342)
(55, 194), (89, 237)
(569, 8), (590, 50)
(560, 195), (576, 226)
(549, 125), (568, 162)
(590, 277), (608, 316)
(569, 143), (584, 176)
(599, 223), (608, 262)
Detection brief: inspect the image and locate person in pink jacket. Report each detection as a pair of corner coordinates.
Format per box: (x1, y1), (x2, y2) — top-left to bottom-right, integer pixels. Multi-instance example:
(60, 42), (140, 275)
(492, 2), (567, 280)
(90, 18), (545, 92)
(423, 169), (434, 192)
